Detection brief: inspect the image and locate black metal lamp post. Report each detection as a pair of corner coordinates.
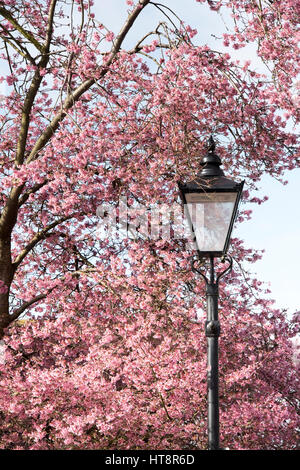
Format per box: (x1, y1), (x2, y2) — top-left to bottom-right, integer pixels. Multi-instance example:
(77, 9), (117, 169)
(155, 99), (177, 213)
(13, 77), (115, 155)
(178, 137), (244, 450)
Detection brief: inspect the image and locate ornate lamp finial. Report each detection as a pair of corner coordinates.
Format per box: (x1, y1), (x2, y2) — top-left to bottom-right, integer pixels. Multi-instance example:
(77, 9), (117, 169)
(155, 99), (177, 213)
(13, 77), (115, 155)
(208, 136), (216, 153)
(199, 136), (223, 177)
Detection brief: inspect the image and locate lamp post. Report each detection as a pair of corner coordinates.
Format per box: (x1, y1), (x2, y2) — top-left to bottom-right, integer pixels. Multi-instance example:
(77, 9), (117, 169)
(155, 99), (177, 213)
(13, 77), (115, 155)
(178, 137), (244, 450)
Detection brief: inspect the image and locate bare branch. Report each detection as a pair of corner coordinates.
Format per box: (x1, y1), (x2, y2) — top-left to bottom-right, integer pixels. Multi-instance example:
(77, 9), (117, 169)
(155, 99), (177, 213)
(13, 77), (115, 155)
(43, 0), (58, 53)
(0, 24), (36, 64)
(0, 5), (44, 53)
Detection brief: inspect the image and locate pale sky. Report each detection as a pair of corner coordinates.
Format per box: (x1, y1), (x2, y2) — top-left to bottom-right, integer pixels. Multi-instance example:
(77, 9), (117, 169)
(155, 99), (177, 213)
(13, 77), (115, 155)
(235, 170), (300, 315)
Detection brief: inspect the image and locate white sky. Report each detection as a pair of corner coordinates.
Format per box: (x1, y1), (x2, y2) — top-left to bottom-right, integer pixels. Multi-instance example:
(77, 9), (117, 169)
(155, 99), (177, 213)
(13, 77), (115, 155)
(235, 170), (300, 315)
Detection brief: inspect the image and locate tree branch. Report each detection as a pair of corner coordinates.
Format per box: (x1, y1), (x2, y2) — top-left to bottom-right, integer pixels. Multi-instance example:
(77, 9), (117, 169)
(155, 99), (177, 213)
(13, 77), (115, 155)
(0, 24), (36, 64)
(18, 180), (49, 207)
(12, 214), (74, 269)
(9, 293), (49, 321)
(43, 0), (58, 53)
(0, 5), (44, 53)
(26, 0), (151, 164)
(15, 0), (58, 166)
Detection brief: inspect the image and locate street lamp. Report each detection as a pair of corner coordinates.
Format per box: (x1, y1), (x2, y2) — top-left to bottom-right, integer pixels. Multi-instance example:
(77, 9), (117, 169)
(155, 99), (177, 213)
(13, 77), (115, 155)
(178, 137), (244, 450)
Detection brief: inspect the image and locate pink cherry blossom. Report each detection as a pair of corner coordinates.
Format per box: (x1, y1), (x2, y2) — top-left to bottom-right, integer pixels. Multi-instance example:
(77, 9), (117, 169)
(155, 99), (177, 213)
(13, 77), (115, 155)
(0, 0), (298, 450)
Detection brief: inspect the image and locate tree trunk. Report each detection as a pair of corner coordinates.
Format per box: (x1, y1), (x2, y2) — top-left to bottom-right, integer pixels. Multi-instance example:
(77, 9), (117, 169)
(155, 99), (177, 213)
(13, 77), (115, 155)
(0, 238), (14, 339)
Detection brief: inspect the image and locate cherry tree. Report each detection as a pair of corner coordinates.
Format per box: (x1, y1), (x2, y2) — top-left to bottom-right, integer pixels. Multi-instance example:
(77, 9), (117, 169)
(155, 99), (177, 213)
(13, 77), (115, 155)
(0, 0), (299, 449)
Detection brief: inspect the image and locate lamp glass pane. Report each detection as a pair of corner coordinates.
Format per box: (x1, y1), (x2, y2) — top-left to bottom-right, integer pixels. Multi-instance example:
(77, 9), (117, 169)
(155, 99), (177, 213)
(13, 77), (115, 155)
(185, 192), (237, 252)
